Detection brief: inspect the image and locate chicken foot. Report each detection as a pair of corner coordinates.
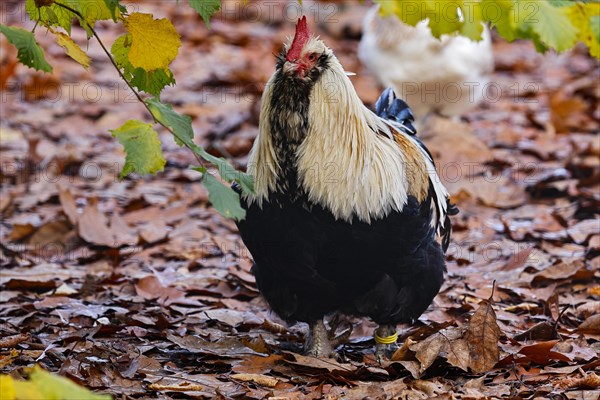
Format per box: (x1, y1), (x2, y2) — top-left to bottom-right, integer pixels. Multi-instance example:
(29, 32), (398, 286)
(375, 324), (399, 363)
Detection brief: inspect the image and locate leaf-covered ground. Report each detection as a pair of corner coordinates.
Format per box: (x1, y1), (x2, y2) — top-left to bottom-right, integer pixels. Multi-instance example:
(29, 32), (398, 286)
(1, 1), (599, 399)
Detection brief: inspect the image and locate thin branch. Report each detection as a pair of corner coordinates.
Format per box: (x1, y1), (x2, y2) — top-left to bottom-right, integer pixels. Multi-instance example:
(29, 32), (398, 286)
(52, 1), (204, 166)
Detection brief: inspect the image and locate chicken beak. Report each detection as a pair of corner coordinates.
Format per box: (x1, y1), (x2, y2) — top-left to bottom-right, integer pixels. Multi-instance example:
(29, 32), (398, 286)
(282, 60), (298, 75)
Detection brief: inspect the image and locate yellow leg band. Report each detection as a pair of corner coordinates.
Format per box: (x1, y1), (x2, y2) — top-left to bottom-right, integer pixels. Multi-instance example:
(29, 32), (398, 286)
(374, 331), (398, 345)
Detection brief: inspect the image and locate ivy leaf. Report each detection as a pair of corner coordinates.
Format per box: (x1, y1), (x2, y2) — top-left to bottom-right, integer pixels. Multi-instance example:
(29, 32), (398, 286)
(51, 29), (91, 69)
(189, 0), (221, 28)
(145, 97), (194, 147)
(110, 120), (166, 178)
(124, 13), (181, 71)
(193, 167), (246, 220)
(0, 25), (52, 72)
(111, 34), (175, 97)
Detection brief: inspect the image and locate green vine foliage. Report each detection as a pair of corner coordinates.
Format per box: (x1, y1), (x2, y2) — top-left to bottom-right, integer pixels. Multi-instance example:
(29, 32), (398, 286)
(1, 0), (599, 220)
(1, 0), (251, 220)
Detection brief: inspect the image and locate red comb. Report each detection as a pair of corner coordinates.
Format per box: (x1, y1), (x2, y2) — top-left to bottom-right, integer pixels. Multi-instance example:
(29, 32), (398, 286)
(286, 16), (310, 62)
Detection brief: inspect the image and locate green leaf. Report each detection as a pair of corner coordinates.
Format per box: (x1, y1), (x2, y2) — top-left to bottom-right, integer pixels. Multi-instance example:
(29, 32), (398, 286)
(194, 168), (246, 220)
(0, 24), (52, 72)
(459, 0), (484, 41)
(145, 98), (253, 195)
(77, 0), (116, 37)
(5, 365), (112, 400)
(481, 0), (517, 41)
(592, 14), (600, 43)
(26, 0), (77, 34)
(130, 68), (176, 97)
(514, 0), (579, 52)
(189, 0), (221, 28)
(235, 172), (255, 195)
(110, 120), (166, 178)
(112, 34), (176, 97)
(103, 0), (124, 21)
(145, 97), (194, 147)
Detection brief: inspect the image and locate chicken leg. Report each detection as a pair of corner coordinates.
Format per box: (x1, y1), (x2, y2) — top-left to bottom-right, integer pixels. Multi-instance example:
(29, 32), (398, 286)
(375, 324), (398, 363)
(305, 317), (353, 358)
(305, 319), (333, 357)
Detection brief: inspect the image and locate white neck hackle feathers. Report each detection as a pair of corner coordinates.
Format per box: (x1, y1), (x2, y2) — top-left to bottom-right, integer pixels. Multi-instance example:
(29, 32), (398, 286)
(246, 37), (449, 231)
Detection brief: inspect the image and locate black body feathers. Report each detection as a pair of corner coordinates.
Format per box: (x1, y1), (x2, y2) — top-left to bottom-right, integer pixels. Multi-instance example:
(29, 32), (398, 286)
(235, 87), (451, 325)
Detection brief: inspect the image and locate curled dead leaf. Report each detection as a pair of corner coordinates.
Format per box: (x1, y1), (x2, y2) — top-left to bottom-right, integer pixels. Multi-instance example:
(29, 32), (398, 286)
(230, 373), (279, 387)
(149, 382), (203, 392)
(555, 372), (600, 390)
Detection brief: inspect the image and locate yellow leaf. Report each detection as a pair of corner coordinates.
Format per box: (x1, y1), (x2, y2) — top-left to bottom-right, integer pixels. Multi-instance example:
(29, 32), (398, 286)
(52, 30), (91, 69)
(568, 3), (600, 58)
(0, 375), (16, 400)
(124, 13), (181, 71)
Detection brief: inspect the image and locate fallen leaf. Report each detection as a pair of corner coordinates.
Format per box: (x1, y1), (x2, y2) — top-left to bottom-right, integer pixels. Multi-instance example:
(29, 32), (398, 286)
(464, 299), (502, 373)
(518, 340), (572, 365)
(231, 373), (279, 387)
(555, 372), (600, 390)
(58, 187), (79, 225)
(578, 314), (600, 335)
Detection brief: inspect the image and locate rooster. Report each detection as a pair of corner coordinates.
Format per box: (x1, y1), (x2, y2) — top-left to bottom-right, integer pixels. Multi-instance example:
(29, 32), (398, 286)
(236, 17), (457, 359)
(359, 6), (494, 119)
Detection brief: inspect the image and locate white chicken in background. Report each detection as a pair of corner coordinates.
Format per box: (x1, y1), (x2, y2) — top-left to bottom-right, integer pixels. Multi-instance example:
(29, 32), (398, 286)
(358, 5), (494, 120)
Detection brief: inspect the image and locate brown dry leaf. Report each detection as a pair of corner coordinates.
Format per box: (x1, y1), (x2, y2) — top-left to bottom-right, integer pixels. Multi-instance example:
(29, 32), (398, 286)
(555, 372), (600, 390)
(518, 340), (572, 365)
(410, 328), (458, 373)
(232, 354), (284, 374)
(108, 212), (138, 246)
(231, 373), (279, 387)
(22, 73), (60, 101)
(166, 332), (262, 357)
(567, 218), (600, 244)
(464, 299), (502, 373)
(58, 187), (79, 225)
(513, 322), (559, 341)
(550, 91), (589, 133)
(10, 214), (42, 240)
(0, 334), (29, 349)
(533, 260), (594, 283)
(78, 198), (118, 247)
(283, 352), (356, 374)
(578, 314), (600, 334)
(149, 382), (203, 392)
(444, 337), (471, 372)
(78, 198), (137, 247)
(139, 219), (168, 243)
(135, 276), (194, 307)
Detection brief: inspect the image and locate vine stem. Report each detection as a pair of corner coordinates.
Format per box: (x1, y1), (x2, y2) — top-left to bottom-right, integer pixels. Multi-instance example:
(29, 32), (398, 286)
(53, 1), (204, 166)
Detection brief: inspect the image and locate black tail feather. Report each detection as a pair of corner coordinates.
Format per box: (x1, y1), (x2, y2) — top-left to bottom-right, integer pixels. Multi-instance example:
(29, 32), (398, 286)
(375, 87), (416, 136)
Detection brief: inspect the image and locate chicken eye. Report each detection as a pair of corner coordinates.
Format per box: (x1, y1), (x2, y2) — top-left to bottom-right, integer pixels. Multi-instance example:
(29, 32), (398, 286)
(308, 53), (318, 61)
